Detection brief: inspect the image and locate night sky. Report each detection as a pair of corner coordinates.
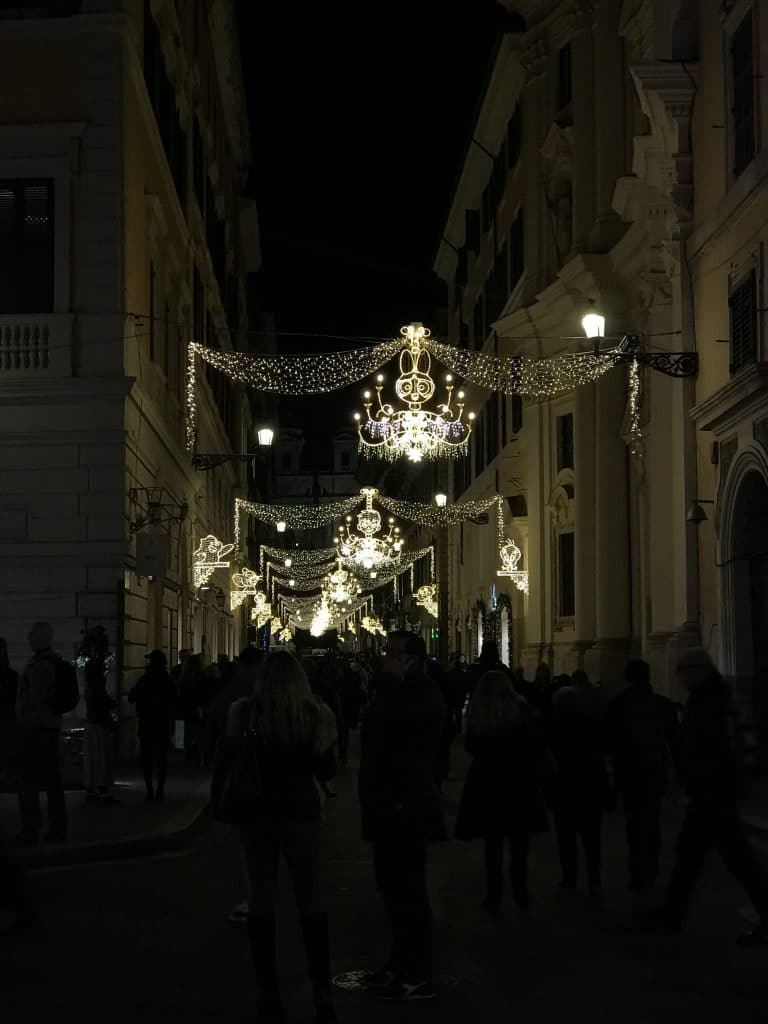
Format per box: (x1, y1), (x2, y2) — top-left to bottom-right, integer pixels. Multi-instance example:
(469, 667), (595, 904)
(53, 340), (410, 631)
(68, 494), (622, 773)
(236, 1), (512, 457)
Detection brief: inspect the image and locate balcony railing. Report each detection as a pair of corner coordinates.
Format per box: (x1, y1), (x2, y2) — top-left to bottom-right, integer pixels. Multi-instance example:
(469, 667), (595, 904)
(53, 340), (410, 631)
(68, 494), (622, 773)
(0, 314), (73, 376)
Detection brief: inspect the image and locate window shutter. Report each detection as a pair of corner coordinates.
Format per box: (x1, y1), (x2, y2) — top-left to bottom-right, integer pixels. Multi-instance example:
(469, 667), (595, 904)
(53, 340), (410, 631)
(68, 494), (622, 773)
(729, 270), (757, 374)
(465, 209), (480, 252)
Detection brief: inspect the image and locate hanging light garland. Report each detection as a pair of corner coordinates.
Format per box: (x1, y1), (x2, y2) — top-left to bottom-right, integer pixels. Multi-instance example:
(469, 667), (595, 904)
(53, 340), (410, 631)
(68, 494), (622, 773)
(355, 324), (474, 463)
(337, 487), (402, 570)
(192, 535), (234, 589)
(627, 358), (644, 457)
(234, 495), (362, 551)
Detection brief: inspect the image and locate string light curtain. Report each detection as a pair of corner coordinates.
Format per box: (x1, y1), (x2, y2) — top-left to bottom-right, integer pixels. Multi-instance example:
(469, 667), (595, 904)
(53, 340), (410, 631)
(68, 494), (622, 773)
(234, 495), (362, 550)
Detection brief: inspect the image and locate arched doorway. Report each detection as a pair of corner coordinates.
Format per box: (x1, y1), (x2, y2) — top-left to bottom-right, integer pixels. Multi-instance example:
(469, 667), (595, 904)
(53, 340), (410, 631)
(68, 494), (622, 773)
(728, 468), (768, 770)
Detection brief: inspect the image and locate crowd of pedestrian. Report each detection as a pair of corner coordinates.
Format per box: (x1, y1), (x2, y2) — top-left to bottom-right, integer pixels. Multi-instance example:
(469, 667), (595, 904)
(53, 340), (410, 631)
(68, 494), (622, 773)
(2, 622), (767, 1016)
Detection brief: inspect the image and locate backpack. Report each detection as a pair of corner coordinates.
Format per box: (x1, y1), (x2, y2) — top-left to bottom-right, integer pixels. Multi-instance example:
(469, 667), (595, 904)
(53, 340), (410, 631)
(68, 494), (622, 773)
(47, 656), (80, 714)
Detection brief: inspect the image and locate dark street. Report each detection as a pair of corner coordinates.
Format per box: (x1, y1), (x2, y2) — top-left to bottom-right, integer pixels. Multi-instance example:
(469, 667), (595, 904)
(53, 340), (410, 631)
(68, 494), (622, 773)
(8, 743), (768, 1023)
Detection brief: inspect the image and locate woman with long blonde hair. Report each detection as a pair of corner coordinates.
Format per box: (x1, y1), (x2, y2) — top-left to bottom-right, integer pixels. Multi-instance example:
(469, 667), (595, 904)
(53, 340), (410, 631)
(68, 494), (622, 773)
(217, 650), (338, 1023)
(456, 670), (547, 912)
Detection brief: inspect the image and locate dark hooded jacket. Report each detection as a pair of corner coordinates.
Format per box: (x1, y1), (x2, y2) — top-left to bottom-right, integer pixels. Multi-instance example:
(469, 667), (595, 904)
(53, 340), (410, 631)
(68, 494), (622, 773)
(359, 669), (446, 842)
(677, 676), (743, 803)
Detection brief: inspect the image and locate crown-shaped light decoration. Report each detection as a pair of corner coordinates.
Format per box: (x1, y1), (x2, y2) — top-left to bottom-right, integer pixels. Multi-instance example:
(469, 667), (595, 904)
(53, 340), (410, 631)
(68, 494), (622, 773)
(354, 323), (474, 462)
(414, 583), (438, 619)
(230, 567), (262, 610)
(337, 487), (402, 571)
(361, 613), (387, 636)
(193, 535), (235, 589)
(250, 590), (274, 628)
(497, 538), (529, 594)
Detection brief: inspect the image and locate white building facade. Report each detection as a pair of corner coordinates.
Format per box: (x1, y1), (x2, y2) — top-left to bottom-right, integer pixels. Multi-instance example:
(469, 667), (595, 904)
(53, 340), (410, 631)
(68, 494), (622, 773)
(0, 1), (259, 737)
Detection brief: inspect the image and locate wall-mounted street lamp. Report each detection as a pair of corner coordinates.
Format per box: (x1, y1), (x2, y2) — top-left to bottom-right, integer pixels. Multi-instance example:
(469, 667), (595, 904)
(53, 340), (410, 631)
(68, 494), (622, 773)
(214, 588), (226, 610)
(581, 310), (606, 341)
(435, 493), (448, 508)
(686, 499), (715, 524)
(276, 521), (287, 534)
(257, 427), (274, 448)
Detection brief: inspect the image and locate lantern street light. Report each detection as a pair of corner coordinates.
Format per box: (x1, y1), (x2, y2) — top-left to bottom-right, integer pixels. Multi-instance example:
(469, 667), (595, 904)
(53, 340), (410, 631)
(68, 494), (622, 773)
(581, 309), (606, 341)
(257, 427), (274, 448)
(434, 493), (447, 508)
(276, 521), (287, 534)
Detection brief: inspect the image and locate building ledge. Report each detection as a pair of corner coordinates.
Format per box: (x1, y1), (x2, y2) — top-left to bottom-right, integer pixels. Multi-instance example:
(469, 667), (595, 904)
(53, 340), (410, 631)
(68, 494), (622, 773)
(691, 363), (768, 434)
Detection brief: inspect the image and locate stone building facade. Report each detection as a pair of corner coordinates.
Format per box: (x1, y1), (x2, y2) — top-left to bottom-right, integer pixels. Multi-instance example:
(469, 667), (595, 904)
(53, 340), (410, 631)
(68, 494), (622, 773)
(434, 0), (749, 702)
(0, 1), (258, 730)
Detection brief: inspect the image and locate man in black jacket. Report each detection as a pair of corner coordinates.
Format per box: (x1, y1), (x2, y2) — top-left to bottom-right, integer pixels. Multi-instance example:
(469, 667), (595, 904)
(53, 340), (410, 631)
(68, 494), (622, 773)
(608, 659), (680, 891)
(647, 648), (768, 944)
(358, 630), (446, 1001)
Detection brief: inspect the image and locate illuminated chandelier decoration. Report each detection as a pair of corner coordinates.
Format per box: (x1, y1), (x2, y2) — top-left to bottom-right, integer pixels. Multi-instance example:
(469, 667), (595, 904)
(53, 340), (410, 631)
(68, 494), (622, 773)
(193, 535), (235, 589)
(361, 614), (387, 637)
(497, 538), (529, 595)
(310, 598), (332, 637)
(337, 487), (402, 571)
(355, 323), (474, 463)
(414, 583), (438, 619)
(250, 591), (274, 628)
(230, 567), (262, 610)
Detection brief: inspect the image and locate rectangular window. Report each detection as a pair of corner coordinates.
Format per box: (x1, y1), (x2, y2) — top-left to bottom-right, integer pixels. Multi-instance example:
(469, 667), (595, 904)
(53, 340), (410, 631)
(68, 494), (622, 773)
(455, 246), (468, 289)
(557, 42), (573, 110)
(512, 395), (524, 435)
(558, 532), (576, 618)
(148, 261), (156, 361)
(495, 241), (509, 317)
(473, 298), (484, 351)
(0, 179), (55, 313)
(729, 268), (758, 374)
(556, 412), (574, 471)
(481, 183), (492, 234)
(731, 11), (756, 178)
(465, 208), (481, 252)
(163, 300), (170, 379)
(510, 208), (524, 292)
(507, 104), (522, 168)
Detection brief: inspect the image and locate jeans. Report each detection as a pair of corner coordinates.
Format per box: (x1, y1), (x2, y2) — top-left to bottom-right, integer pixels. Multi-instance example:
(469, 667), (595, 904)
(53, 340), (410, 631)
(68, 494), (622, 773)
(666, 800), (768, 923)
(140, 733), (168, 792)
(373, 832), (432, 983)
(240, 819), (324, 914)
(553, 797), (602, 889)
(484, 833), (529, 904)
(622, 792), (662, 886)
(17, 729), (67, 838)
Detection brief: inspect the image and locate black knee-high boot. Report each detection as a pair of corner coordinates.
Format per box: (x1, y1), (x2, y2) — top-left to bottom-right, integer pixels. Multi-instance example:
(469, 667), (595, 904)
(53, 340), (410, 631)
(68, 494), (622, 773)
(299, 912), (336, 1024)
(246, 912), (283, 1021)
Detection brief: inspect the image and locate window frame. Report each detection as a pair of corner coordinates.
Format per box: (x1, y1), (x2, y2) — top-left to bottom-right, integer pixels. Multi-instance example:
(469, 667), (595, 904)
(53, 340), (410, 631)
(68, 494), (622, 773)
(728, 256), (761, 375)
(0, 177), (55, 314)
(724, 1), (761, 184)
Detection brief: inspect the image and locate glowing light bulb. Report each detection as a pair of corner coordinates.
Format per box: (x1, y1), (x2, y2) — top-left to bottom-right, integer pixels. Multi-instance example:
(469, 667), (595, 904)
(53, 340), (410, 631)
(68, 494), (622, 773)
(276, 521), (287, 533)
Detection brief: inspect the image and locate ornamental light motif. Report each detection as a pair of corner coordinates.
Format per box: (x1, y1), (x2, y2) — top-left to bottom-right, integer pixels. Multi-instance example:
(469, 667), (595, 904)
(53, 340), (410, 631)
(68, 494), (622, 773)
(230, 567), (262, 609)
(323, 558), (359, 605)
(250, 591), (274, 628)
(414, 583), (438, 619)
(337, 487), (402, 571)
(497, 538), (529, 595)
(193, 535), (235, 589)
(310, 598), (332, 637)
(361, 614), (387, 636)
(354, 323), (474, 462)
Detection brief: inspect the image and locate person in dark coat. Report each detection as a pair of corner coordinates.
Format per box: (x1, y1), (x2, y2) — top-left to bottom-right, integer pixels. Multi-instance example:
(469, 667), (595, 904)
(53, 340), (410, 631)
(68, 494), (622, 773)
(83, 659), (117, 803)
(0, 637), (18, 791)
(358, 630), (446, 1002)
(178, 653), (204, 764)
(128, 650), (177, 801)
(425, 657), (454, 789)
(446, 653), (469, 736)
(465, 640), (512, 703)
(455, 670), (547, 912)
(548, 670), (608, 895)
(214, 651), (338, 1024)
(645, 648), (768, 944)
(607, 658), (680, 890)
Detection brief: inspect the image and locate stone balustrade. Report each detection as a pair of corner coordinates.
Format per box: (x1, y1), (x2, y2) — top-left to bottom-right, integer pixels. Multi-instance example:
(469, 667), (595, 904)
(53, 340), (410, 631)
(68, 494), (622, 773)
(0, 314), (73, 376)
